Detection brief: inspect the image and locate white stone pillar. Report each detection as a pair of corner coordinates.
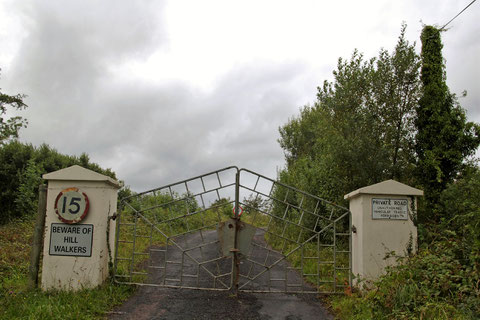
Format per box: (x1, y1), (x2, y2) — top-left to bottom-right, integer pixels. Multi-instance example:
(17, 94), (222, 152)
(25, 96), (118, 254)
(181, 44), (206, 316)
(41, 165), (121, 291)
(344, 180), (423, 286)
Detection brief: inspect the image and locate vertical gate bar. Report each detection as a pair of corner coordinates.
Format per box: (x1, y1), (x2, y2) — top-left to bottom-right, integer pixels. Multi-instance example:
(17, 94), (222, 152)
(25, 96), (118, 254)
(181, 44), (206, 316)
(184, 181), (192, 238)
(233, 170), (240, 294)
(196, 264), (200, 287)
(215, 189), (221, 204)
(268, 266), (272, 292)
(264, 181), (276, 218)
(167, 186), (176, 236)
(199, 193), (206, 209)
(198, 192), (209, 260)
(333, 220), (336, 293)
(317, 234), (320, 292)
(152, 191), (159, 224)
(280, 220), (290, 254)
(253, 175), (260, 190)
(235, 171), (240, 219)
(301, 244), (304, 292)
(263, 180), (280, 232)
(166, 207), (175, 237)
(283, 188), (290, 202)
(349, 210), (352, 289)
(216, 172), (223, 188)
(180, 252), (185, 285)
(329, 207), (335, 220)
(250, 193), (261, 225)
(163, 238), (168, 285)
(113, 202), (122, 279)
(130, 212), (139, 281)
(198, 224), (206, 260)
(312, 200), (321, 236)
(246, 259), (254, 281)
(183, 200), (191, 240)
(149, 223), (154, 267)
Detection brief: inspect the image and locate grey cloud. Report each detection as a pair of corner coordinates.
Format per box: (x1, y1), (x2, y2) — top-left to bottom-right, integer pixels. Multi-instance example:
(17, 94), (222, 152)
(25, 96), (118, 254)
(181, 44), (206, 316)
(84, 61), (311, 191)
(9, 0), (166, 114)
(10, 1), (478, 194)
(7, 0), (167, 154)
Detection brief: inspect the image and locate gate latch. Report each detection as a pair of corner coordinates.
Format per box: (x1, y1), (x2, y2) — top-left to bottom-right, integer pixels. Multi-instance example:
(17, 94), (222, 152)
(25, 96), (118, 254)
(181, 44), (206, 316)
(217, 219), (256, 258)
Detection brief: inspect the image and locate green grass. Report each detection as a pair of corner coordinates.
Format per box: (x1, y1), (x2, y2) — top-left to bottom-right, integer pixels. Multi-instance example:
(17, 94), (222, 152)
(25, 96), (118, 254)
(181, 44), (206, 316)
(0, 218), (134, 320)
(264, 219), (350, 293)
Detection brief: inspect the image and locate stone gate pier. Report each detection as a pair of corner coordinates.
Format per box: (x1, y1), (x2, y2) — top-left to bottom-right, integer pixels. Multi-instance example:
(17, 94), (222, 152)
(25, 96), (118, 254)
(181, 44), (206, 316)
(41, 165), (121, 291)
(344, 180), (423, 286)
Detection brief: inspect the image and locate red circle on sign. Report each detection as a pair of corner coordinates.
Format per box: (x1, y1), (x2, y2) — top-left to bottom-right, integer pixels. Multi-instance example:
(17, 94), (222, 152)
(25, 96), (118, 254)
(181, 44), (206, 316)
(233, 206), (243, 217)
(54, 187), (90, 224)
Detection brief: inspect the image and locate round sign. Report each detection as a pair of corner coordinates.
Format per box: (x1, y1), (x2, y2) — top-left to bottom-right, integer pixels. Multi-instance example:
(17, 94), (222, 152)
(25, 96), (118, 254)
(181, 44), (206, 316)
(233, 206), (243, 217)
(54, 187), (89, 224)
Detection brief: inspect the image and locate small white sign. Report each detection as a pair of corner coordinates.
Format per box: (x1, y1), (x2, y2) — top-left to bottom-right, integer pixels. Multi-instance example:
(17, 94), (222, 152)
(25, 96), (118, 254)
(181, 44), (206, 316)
(372, 198), (408, 220)
(49, 223), (94, 257)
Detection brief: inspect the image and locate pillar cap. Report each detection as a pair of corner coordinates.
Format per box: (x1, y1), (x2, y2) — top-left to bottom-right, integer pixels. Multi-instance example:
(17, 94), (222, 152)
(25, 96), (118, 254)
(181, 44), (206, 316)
(344, 179), (423, 200)
(43, 165), (122, 188)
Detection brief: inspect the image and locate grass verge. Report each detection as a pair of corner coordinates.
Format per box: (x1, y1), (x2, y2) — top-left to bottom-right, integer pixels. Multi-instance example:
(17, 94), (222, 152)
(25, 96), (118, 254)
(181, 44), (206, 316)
(0, 217), (134, 320)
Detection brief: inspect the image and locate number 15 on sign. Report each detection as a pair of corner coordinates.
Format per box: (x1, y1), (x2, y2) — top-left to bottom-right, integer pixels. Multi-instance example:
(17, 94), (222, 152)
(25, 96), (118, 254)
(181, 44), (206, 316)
(54, 187), (89, 224)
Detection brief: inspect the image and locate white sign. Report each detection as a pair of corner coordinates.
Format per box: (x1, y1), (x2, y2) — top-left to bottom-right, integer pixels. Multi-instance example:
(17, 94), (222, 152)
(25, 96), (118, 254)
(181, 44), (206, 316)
(49, 223), (94, 257)
(372, 198), (408, 220)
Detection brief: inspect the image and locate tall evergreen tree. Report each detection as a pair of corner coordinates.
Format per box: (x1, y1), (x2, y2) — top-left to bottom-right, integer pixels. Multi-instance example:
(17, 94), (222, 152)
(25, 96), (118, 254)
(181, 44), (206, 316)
(415, 26), (480, 222)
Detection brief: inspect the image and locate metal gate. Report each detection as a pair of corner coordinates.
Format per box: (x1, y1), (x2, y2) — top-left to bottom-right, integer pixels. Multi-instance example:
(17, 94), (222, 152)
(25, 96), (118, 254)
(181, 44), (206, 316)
(113, 166), (351, 294)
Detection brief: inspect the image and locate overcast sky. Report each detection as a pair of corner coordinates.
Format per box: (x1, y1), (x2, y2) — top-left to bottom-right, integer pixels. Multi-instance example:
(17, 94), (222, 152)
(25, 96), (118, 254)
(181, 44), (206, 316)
(1, 0), (479, 192)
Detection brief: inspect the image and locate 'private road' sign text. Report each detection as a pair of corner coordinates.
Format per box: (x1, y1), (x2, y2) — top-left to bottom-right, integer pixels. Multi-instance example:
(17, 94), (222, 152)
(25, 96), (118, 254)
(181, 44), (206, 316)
(49, 223), (94, 257)
(372, 198), (408, 220)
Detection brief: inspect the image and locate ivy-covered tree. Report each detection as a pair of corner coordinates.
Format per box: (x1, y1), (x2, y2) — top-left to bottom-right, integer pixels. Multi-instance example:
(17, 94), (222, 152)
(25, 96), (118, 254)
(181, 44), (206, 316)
(415, 26), (480, 222)
(0, 69), (28, 144)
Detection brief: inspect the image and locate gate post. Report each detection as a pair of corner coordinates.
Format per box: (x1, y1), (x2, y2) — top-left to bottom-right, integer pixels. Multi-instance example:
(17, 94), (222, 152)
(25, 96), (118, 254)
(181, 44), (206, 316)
(40, 165), (122, 291)
(344, 180), (423, 287)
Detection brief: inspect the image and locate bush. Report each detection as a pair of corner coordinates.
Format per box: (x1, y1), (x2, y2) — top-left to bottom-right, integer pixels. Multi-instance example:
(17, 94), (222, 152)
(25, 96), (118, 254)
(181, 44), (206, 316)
(0, 141), (117, 224)
(332, 238), (479, 319)
(438, 166), (480, 266)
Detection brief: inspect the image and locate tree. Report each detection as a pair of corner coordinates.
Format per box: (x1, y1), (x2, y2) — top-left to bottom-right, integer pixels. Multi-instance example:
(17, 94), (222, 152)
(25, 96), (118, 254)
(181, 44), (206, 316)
(415, 26), (480, 222)
(278, 24), (421, 206)
(15, 158), (43, 217)
(0, 69), (28, 144)
(242, 193), (269, 215)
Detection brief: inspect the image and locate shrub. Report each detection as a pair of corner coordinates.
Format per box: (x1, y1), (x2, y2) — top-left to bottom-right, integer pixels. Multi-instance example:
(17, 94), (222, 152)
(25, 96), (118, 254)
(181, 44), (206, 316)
(0, 141), (117, 224)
